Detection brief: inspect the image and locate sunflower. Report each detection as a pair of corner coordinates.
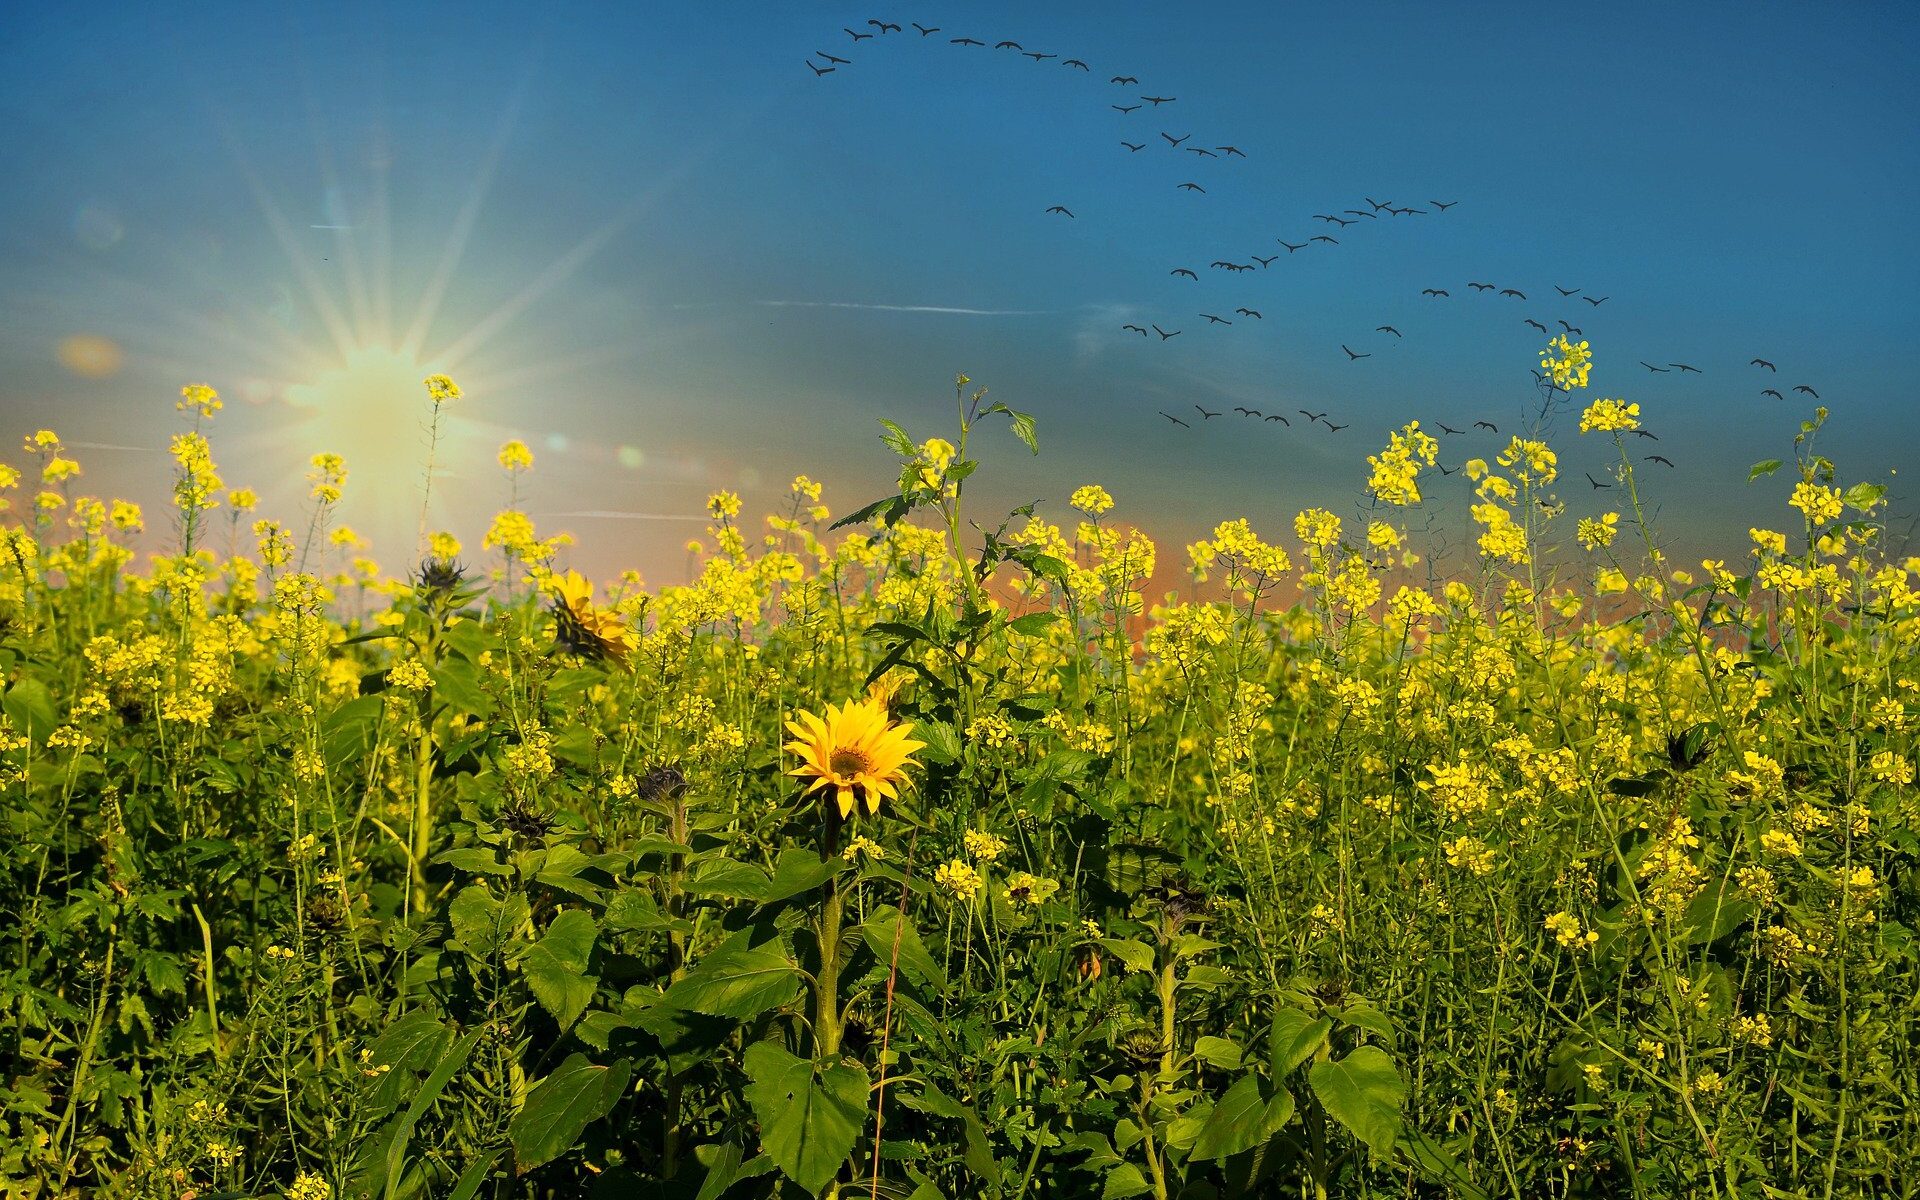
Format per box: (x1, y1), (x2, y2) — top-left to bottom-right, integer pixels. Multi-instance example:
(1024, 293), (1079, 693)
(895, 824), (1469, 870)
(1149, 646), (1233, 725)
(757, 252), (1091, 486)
(548, 570), (637, 664)
(784, 694), (925, 819)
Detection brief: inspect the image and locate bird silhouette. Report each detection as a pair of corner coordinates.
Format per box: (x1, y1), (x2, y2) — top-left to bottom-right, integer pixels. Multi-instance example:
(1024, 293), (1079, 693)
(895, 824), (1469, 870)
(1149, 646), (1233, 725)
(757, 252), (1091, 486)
(1251, 255), (1277, 268)
(1154, 325), (1181, 340)
(1630, 429), (1659, 440)
(1422, 288), (1450, 297)
(1377, 325), (1402, 337)
(1436, 422), (1463, 435)
(1217, 145), (1246, 157)
(1640, 361), (1670, 372)
(1584, 295), (1609, 306)
(1179, 182), (1206, 192)
(1045, 206), (1074, 217)
(995, 40), (1022, 49)
(1265, 414), (1290, 424)
(1325, 422), (1349, 431)
(1393, 207), (1427, 215)
(1559, 321), (1583, 335)
(1234, 407), (1258, 416)
(1113, 104), (1142, 113)
(950, 37), (985, 45)
(1210, 260), (1236, 269)
(1111, 75), (1138, 84)
(1187, 146), (1218, 158)
(1195, 404), (1221, 419)
(1121, 140), (1145, 151)
(913, 23), (940, 35)
(1345, 209), (1378, 219)
(1437, 463), (1457, 475)
(1475, 421), (1498, 432)
(1669, 363), (1701, 373)
(1311, 235), (1338, 244)
(807, 61), (836, 75)
(1159, 410), (1190, 427)
(1171, 268), (1198, 279)
(817, 50), (851, 63)
(1300, 410), (1328, 422)
(1342, 344), (1370, 360)
(1201, 313), (1232, 325)
(1122, 324), (1148, 336)
(1761, 388), (1784, 399)
(1161, 131), (1190, 146)
(1024, 51), (1057, 61)
(1469, 282), (1496, 292)
(1431, 200), (1458, 210)
(1646, 455), (1675, 468)
(1499, 288), (1527, 299)
(1064, 58), (1089, 69)
(1554, 285), (1579, 297)
(1279, 240), (1308, 253)
(1794, 385), (1820, 398)
(845, 27), (873, 40)
(1365, 197), (1390, 210)
(1142, 95), (1177, 105)
(1313, 214), (1353, 225)
(1524, 319), (1549, 333)
(868, 20), (902, 32)
(1751, 359), (1776, 371)
(1236, 308), (1263, 318)
(1586, 472), (1611, 489)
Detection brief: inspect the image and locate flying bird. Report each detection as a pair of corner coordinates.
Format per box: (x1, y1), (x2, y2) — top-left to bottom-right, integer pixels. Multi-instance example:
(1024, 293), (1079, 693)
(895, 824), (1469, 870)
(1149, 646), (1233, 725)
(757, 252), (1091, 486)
(950, 37), (985, 45)
(1342, 344), (1370, 360)
(1171, 268), (1198, 279)
(1178, 182), (1206, 192)
(1365, 197), (1390, 210)
(1469, 282), (1497, 292)
(1300, 410), (1328, 422)
(1392, 207), (1427, 215)
(1113, 104), (1142, 113)
(1437, 463), (1457, 475)
(1064, 59), (1089, 69)
(806, 60), (836, 75)
(1554, 285), (1580, 297)
(1195, 404), (1221, 419)
(1121, 140), (1145, 151)
(1251, 255), (1277, 268)
(1345, 209), (1378, 219)
(1431, 200), (1458, 210)
(1111, 75), (1138, 84)
(1559, 321), (1582, 335)
(1794, 385), (1820, 398)
(1422, 288), (1450, 297)
(1159, 410), (1189, 427)
(1325, 422), (1349, 431)
(1187, 147), (1219, 158)
(817, 51), (851, 63)
(1122, 324), (1148, 336)
(1761, 388), (1784, 400)
(1669, 363), (1701, 373)
(1377, 325), (1402, 337)
(1234, 407), (1261, 417)
(1524, 319), (1549, 333)
(1584, 295), (1609, 306)
(845, 27), (874, 40)
(1311, 235), (1338, 244)
(1236, 308), (1263, 318)
(1751, 359), (1776, 371)
(995, 40), (1022, 50)
(1630, 429), (1659, 440)
(868, 20), (901, 32)
(913, 22), (939, 35)
(1045, 205), (1074, 217)
(1154, 325), (1181, 340)
(1585, 472), (1612, 489)
(1279, 240), (1308, 253)
(1436, 422), (1463, 435)
(1201, 313), (1233, 325)
(1265, 414), (1290, 424)
(1475, 421), (1498, 432)
(1646, 455), (1675, 468)
(1314, 214), (1354, 226)
(1499, 289), (1527, 299)
(1161, 131), (1190, 146)
(1024, 51), (1057, 61)
(1142, 95), (1177, 105)
(1640, 361), (1670, 372)
(1217, 146), (1246, 157)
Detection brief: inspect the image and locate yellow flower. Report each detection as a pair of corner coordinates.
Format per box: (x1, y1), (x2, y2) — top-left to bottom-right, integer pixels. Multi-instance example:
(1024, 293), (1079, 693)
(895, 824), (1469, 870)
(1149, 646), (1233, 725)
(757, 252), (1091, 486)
(178, 383), (223, 418)
(423, 373), (462, 404)
(784, 694), (924, 819)
(1578, 398), (1640, 433)
(498, 439), (534, 471)
(1540, 335), (1593, 390)
(934, 857), (983, 899)
(429, 530), (462, 561)
(708, 490), (742, 520)
(1071, 484), (1115, 516)
(228, 488), (258, 512)
(548, 570), (637, 664)
(1577, 512), (1620, 550)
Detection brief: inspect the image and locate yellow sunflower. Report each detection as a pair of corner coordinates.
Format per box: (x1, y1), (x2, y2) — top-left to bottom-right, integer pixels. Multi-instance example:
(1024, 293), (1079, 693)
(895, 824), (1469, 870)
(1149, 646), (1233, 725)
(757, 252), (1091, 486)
(548, 570), (637, 664)
(785, 694), (925, 819)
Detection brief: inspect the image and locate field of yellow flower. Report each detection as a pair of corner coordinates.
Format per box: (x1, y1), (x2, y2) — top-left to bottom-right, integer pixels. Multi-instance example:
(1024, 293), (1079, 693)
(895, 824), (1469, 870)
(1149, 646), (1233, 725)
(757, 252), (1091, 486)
(1, 355), (1916, 1199)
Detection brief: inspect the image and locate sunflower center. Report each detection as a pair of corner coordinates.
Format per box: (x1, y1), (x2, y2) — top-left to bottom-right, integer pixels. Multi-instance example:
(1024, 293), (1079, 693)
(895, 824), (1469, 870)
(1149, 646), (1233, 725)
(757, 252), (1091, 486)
(829, 747), (873, 777)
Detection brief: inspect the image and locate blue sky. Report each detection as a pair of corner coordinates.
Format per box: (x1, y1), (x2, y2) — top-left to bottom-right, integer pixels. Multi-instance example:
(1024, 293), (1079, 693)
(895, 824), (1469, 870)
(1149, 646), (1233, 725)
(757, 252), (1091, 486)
(2, 2), (1916, 581)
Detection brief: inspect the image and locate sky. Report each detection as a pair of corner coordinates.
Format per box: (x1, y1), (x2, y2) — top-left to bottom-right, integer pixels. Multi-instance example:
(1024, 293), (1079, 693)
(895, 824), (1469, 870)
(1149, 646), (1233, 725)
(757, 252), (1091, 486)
(2, 1), (1917, 586)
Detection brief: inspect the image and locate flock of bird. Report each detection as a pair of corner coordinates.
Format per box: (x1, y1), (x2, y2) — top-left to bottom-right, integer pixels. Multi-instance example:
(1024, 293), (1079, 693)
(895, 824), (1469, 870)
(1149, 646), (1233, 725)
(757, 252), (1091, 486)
(803, 19), (1837, 492)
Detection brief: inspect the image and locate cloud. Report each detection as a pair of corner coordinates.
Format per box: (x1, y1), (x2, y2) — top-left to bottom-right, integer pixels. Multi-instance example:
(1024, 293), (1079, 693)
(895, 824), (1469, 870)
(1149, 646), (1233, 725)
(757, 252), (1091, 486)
(753, 300), (1047, 316)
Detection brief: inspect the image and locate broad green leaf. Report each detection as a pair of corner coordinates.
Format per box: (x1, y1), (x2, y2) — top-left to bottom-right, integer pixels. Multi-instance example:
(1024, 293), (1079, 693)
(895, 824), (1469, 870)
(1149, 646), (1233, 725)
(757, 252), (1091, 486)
(916, 721), (963, 765)
(664, 943), (801, 1018)
(448, 885), (529, 957)
(376, 1029), (480, 1200)
(1308, 1045), (1405, 1160)
(1101, 1163), (1152, 1199)
(685, 859), (773, 902)
(861, 908), (946, 993)
(433, 847), (511, 876)
(1747, 459), (1783, 482)
(760, 847), (844, 904)
(1193, 1035), (1244, 1071)
(1339, 1003), (1396, 1043)
(1009, 611), (1060, 637)
(1007, 408), (1039, 454)
(430, 658), (494, 718)
(519, 911), (599, 1029)
(1844, 481), (1887, 511)
(1097, 938), (1155, 975)
(508, 1052), (632, 1172)
(1192, 1075), (1291, 1162)
(2, 678), (57, 744)
(742, 1041), (868, 1196)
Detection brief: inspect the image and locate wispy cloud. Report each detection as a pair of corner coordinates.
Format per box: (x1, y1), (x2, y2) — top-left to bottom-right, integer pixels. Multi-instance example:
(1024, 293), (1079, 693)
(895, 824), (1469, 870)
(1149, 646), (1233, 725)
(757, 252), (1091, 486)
(754, 300), (1048, 316)
(539, 510), (709, 522)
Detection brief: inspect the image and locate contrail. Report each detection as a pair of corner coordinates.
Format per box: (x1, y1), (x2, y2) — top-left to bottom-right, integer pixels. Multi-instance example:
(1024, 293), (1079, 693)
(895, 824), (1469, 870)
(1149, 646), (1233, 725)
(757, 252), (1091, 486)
(754, 300), (1047, 316)
(65, 440), (161, 453)
(539, 510), (710, 522)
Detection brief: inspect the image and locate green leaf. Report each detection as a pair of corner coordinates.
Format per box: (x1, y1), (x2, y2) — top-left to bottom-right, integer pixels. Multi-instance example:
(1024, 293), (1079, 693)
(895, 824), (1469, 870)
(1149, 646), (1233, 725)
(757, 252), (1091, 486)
(379, 1029), (480, 1200)
(430, 657), (494, 718)
(1193, 1035), (1244, 1071)
(1308, 1045), (1405, 1160)
(685, 859), (773, 902)
(1339, 1003), (1396, 1043)
(760, 848), (844, 904)
(2, 678), (57, 744)
(508, 1052), (632, 1172)
(743, 1041), (869, 1196)
(519, 911), (599, 1029)
(1269, 1009), (1331, 1076)
(1097, 938), (1155, 975)
(1192, 1075), (1287, 1162)
(861, 908), (946, 993)
(433, 847), (512, 876)
(1101, 1163), (1152, 1199)
(916, 721), (963, 765)
(1747, 459), (1783, 482)
(1009, 611), (1060, 637)
(664, 942), (801, 1018)
(1844, 481), (1887, 511)
(447, 885), (530, 957)
(1006, 408), (1039, 454)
